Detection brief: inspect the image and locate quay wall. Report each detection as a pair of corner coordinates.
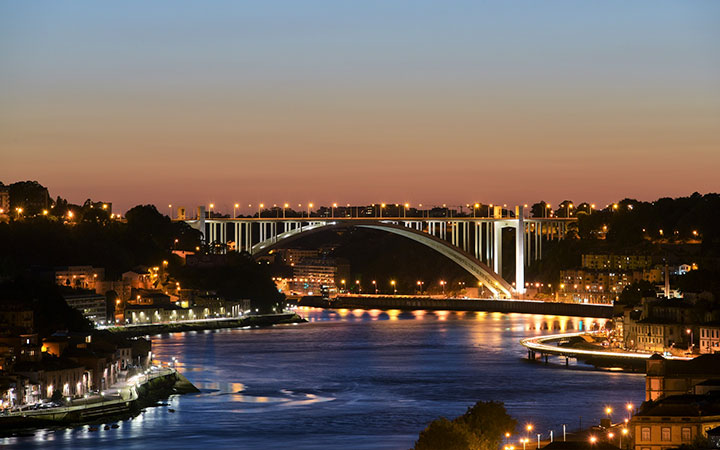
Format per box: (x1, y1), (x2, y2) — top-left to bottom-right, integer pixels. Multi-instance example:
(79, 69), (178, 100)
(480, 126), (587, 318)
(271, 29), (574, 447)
(299, 296), (614, 319)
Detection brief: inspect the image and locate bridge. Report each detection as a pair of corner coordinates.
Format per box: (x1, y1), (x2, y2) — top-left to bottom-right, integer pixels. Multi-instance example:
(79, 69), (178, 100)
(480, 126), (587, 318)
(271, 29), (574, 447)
(180, 205), (575, 299)
(520, 332), (692, 365)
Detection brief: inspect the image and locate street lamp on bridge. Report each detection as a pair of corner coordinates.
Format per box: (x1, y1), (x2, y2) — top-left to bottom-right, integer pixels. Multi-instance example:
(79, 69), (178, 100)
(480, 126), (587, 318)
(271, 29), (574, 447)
(372, 280), (377, 294)
(233, 203), (239, 219)
(390, 280), (397, 295)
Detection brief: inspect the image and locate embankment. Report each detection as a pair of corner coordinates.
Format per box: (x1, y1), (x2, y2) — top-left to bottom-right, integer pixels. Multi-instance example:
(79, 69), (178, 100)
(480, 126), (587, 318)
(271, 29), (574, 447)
(108, 313), (306, 338)
(299, 296), (614, 318)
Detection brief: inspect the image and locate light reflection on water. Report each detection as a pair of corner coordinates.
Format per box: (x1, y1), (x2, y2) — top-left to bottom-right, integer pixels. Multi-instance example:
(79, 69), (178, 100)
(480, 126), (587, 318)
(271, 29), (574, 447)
(2, 308), (641, 450)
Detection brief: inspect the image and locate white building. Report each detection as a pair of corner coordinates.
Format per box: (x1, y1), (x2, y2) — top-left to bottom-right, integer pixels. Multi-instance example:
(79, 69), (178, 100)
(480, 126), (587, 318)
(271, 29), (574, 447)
(63, 293), (107, 326)
(699, 325), (720, 354)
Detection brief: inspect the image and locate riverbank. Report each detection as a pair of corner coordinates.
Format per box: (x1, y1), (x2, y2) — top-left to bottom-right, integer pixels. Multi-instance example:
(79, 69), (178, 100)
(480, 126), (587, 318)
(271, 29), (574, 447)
(0, 367), (199, 434)
(105, 313), (307, 338)
(299, 296), (614, 318)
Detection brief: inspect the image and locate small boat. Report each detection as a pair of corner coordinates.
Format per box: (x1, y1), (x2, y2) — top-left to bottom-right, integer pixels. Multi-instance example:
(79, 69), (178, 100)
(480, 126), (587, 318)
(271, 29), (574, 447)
(168, 408), (175, 413)
(111, 424), (119, 429)
(88, 426), (98, 432)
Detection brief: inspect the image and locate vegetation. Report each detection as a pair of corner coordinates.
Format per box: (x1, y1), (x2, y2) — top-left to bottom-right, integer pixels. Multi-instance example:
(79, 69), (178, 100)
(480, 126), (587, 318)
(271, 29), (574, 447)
(414, 401), (517, 450)
(170, 252), (285, 313)
(0, 181), (286, 326)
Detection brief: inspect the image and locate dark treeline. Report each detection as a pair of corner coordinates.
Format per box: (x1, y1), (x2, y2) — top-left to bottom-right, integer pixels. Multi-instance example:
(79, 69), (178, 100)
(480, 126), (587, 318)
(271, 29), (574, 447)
(0, 204), (201, 280)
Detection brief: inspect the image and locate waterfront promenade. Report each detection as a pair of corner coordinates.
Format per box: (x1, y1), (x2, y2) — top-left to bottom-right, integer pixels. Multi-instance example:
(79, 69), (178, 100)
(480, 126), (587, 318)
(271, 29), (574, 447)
(0, 366), (183, 428)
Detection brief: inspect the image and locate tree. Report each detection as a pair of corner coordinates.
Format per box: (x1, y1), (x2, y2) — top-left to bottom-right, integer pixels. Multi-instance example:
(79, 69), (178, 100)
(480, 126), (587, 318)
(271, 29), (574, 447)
(414, 401), (516, 450)
(414, 418), (482, 450)
(456, 401), (518, 450)
(618, 281), (656, 306)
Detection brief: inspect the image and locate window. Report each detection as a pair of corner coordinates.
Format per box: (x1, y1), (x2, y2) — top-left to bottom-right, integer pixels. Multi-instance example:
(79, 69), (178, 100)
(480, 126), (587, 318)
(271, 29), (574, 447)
(681, 427), (691, 441)
(642, 428), (651, 441)
(661, 427), (671, 441)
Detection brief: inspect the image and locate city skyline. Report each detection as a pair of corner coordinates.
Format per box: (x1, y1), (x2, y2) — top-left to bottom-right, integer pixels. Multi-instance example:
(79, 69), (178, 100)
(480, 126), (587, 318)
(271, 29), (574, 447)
(3, 1), (720, 212)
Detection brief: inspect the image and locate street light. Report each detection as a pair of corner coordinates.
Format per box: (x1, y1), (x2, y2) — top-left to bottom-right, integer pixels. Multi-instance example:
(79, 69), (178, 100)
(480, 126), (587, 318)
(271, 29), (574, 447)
(391, 280), (396, 295)
(283, 203), (289, 219)
(308, 203), (314, 218)
(686, 328), (694, 353)
(626, 403), (633, 420)
(234, 203), (240, 218)
(372, 280), (377, 294)
(473, 203), (480, 218)
(332, 203), (338, 218)
(209, 203), (214, 218)
(356, 280), (361, 294)
(169, 204), (173, 219)
(258, 203), (264, 218)
(380, 203), (386, 218)
(605, 407), (612, 420)
(440, 280), (446, 295)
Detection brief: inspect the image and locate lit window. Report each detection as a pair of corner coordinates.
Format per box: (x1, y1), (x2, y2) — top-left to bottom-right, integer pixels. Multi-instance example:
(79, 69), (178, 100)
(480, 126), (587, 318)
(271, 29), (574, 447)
(661, 428), (671, 441)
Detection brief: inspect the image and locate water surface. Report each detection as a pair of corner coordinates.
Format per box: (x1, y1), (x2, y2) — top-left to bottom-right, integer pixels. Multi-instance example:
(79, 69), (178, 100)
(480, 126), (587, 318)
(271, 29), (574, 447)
(2, 309), (645, 449)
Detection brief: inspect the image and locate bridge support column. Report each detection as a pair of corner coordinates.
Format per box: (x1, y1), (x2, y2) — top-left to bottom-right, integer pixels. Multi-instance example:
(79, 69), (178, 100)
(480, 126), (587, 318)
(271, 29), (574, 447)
(493, 221), (502, 276)
(515, 206), (525, 296)
(486, 222), (491, 264)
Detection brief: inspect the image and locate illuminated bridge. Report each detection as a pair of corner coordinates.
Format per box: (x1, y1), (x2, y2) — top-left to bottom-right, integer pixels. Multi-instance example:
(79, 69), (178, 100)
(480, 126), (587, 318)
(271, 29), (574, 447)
(180, 205), (575, 299)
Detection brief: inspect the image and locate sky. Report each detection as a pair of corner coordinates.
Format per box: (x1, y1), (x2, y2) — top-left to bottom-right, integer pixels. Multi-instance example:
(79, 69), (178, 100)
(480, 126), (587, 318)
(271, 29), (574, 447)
(1, 1), (719, 214)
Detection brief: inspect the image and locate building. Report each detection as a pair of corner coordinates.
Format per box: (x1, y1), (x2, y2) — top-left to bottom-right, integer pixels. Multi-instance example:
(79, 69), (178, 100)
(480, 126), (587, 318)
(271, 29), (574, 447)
(700, 325), (720, 355)
(0, 303), (34, 334)
(63, 292), (108, 326)
(54, 266), (105, 290)
(627, 321), (685, 354)
(559, 265), (662, 304)
(14, 355), (88, 401)
(622, 298), (696, 354)
(289, 257), (350, 296)
(645, 354), (720, 401)
(124, 300), (242, 325)
(279, 248), (320, 265)
(582, 254), (653, 271)
(630, 393), (720, 450)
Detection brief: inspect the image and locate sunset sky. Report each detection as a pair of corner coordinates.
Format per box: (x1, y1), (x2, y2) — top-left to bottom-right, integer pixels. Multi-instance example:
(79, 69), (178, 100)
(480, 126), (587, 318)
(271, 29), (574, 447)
(2, 1), (719, 213)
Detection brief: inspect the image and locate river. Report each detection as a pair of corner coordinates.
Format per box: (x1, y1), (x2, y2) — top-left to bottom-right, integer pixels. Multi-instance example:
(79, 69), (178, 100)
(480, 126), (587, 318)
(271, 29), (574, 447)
(2, 308), (645, 449)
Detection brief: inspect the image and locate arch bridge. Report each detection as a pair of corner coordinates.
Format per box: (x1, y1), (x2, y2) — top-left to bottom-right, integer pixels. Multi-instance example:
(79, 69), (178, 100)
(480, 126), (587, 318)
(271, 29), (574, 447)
(182, 206), (575, 299)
